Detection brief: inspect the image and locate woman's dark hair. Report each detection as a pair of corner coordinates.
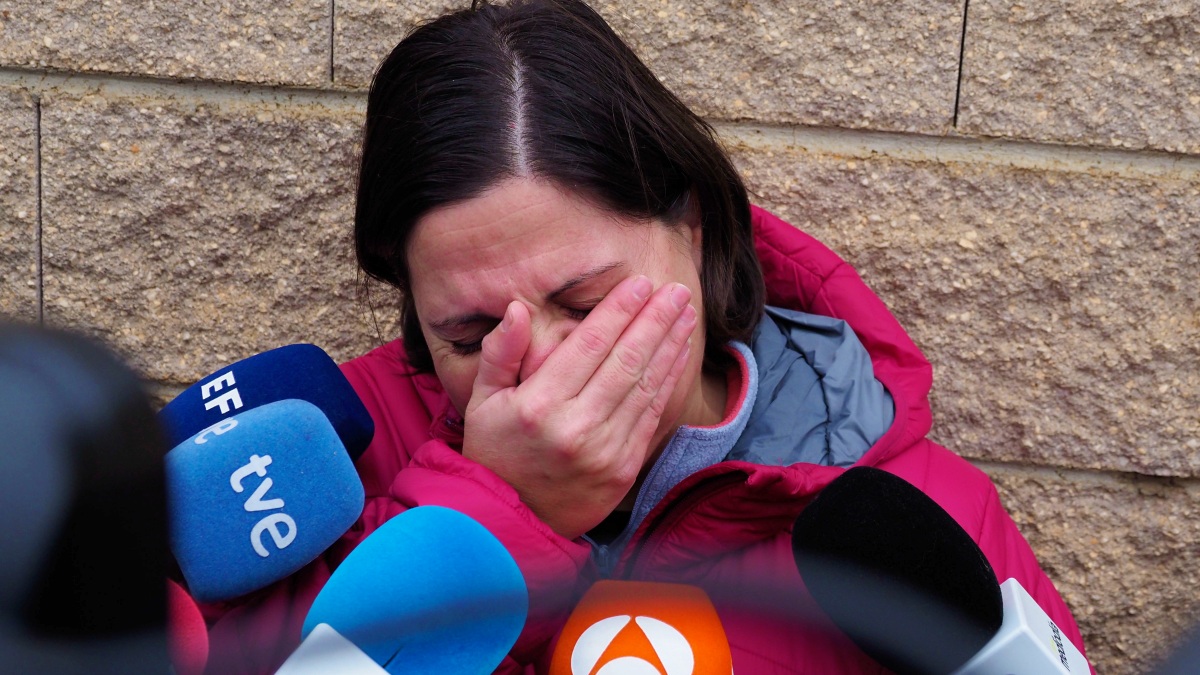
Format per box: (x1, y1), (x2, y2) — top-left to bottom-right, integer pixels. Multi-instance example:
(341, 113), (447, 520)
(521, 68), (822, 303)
(355, 0), (765, 372)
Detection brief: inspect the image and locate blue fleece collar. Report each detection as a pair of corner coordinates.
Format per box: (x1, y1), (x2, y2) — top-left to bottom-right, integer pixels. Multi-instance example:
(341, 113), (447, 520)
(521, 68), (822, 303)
(603, 341), (758, 558)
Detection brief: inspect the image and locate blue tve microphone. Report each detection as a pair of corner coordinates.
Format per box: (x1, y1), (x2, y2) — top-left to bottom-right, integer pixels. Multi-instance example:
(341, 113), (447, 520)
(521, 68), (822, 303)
(300, 506), (528, 674)
(166, 399), (364, 602)
(158, 344), (374, 461)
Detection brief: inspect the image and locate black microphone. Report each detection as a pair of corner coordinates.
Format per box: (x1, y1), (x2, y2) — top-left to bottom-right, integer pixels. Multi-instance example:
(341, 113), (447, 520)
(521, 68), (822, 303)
(0, 323), (170, 674)
(791, 466), (1005, 675)
(792, 466), (1090, 675)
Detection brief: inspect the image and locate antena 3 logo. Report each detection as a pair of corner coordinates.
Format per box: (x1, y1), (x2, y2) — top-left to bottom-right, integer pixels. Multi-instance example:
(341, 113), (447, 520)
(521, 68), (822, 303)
(570, 614), (698, 675)
(550, 581), (734, 675)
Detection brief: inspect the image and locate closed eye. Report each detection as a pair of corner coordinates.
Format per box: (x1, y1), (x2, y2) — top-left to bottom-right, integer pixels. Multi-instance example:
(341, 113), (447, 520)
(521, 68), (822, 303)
(449, 339), (484, 356)
(562, 305), (593, 321)
(439, 318), (499, 356)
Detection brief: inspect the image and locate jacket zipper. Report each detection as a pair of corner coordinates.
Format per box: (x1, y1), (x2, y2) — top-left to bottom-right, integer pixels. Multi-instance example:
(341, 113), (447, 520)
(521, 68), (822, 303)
(618, 471), (749, 580)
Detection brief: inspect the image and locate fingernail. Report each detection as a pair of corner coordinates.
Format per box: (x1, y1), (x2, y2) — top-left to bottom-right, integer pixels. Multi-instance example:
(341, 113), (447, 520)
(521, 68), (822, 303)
(669, 284), (692, 309)
(502, 303), (514, 331)
(632, 276), (653, 300)
(680, 304), (697, 326)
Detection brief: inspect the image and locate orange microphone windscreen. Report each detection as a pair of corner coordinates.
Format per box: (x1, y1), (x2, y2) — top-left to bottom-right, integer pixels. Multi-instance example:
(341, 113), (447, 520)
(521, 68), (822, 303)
(549, 580), (733, 675)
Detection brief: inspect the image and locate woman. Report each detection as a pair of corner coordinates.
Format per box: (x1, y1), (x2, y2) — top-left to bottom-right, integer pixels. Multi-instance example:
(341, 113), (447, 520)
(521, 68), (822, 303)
(205, 0), (1088, 672)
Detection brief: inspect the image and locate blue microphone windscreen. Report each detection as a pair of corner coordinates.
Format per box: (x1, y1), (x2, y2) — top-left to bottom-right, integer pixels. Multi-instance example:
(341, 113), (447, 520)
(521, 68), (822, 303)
(303, 506), (528, 675)
(158, 344), (374, 461)
(166, 399), (364, 602)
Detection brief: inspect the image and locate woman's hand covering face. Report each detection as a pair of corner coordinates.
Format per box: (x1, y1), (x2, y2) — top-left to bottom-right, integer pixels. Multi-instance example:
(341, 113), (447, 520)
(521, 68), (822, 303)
(464, 276), (697, 539)
(407, 178), (721, 540)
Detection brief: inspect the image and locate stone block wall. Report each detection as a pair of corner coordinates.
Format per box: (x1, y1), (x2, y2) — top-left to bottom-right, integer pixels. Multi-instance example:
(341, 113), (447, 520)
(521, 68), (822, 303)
(1, 2), (1197, 672)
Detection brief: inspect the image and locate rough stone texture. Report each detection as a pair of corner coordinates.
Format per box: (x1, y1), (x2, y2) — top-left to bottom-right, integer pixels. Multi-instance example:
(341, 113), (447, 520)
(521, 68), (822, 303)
(0, 1), (330, 87)
(959, 0), (1200, 155)
(334, 0), (965, 133)
(144, 382), (187, 413)
(728, 138), (1200, 477)
(39, 89), (402, 385)
(0, 87), (38, 323)
(982, 464), (1200, 675)
(332, 0), (458, 87)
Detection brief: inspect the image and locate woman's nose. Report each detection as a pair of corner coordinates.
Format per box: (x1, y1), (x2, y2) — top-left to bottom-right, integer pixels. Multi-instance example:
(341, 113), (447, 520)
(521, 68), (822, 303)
(518, 318), (574, 384)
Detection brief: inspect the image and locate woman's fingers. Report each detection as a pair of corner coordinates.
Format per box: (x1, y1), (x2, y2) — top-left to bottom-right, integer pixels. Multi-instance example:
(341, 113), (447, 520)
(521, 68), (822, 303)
(462, 279), (698, 540)
(626, 334), (693, 453)
(588, 282), (700, 425)
(469, 301), (532, 407)
(529, 274), (656, 398)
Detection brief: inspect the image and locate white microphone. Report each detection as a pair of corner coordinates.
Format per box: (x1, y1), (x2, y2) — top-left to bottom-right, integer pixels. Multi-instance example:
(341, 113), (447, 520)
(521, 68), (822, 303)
(953, 578), (1089, 675)
(275, 624), (387, 675)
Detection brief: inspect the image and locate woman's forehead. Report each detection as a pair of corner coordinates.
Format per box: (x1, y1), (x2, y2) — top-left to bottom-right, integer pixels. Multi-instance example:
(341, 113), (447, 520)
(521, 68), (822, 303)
(407, 178), (655, 277)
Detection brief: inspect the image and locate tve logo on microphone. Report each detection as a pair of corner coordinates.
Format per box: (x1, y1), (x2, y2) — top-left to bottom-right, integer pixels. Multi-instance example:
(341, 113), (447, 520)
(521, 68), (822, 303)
(166, 399), (364, 602)
(550, 581), (733, 675)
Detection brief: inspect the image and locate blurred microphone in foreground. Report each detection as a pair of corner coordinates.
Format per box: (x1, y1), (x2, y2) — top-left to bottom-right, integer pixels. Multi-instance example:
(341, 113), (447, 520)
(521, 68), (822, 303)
(276, 505), (528, 674)
(548, 580), (733, 675)
(0, 324), (170, 674)
(792, 466), (1090, 675)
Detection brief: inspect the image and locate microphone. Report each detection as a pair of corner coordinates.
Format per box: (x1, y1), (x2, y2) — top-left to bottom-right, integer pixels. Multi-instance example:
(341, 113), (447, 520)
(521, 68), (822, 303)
(0, 324), (170, 673)
(548, 580), (733, 675)
(954, 578), (1089, 674)
(166, 398), (365, 602)
(158, 343), (375, 461)
(792, 466), (1088, 675)
(299, 506), (527, 674)
(167, 579), (209, 675)
(275, 624), (387, 675)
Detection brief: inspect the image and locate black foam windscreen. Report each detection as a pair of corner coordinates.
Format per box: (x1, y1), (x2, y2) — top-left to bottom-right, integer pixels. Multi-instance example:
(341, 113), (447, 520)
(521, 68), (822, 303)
(792, 466), (1004, 675)
(0, 324), (168, 643)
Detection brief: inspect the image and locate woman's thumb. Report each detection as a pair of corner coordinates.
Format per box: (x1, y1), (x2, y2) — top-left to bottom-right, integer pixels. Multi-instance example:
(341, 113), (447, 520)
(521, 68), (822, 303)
(471, 301), (530, 403)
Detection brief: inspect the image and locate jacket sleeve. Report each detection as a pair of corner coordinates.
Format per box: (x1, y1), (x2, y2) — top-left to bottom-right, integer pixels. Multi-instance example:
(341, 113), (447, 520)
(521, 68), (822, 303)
(972, 473), (1092, 667)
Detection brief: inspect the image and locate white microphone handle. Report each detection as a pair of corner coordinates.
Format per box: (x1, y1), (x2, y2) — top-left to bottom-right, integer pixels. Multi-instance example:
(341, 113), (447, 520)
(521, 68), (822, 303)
(275, 623), (388, 675)
(953, 578), (1089, 675)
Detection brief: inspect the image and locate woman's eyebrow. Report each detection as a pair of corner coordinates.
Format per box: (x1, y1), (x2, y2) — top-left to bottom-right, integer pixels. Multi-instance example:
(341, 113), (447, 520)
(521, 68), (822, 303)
(547, 262), (625, 301)
(429, 262), (625, 332)
(428, 312), (494, 332)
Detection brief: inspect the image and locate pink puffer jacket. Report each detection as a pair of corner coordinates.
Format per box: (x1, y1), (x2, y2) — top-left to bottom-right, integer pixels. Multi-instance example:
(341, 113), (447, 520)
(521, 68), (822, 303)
(201, 206), (1088, 674)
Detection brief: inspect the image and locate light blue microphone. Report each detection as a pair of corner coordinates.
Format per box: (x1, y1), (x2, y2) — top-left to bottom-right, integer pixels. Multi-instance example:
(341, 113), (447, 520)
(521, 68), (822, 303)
(301, 506), (528, 674)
